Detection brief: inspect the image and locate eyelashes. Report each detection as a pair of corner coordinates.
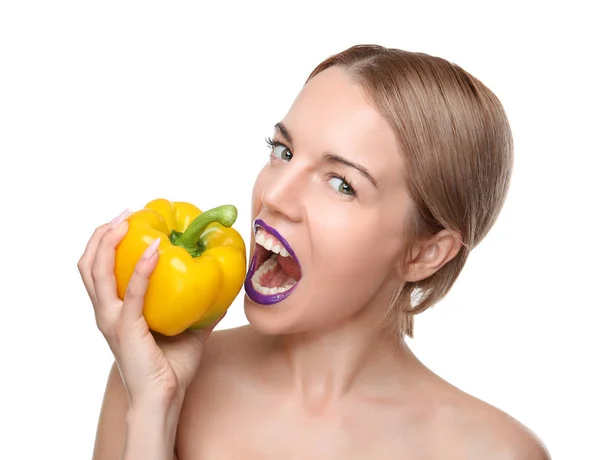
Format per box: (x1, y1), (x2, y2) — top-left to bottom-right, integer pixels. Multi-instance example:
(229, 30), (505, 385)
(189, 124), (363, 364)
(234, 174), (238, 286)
(265, 137), (358, 198)
(265, 136), (279, 149)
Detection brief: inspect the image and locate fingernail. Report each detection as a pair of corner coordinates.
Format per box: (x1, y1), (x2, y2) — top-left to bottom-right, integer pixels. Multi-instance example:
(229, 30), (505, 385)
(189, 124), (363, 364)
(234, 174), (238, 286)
(143, 238), (161, 260)
(110, 209), (130, 229)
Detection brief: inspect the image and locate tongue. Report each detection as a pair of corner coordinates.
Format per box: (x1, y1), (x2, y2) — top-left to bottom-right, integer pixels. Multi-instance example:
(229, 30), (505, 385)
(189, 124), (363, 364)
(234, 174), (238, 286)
(258, 255), (301, 289)
(277, 254), (301, 280)
(260, 263), (295, 289)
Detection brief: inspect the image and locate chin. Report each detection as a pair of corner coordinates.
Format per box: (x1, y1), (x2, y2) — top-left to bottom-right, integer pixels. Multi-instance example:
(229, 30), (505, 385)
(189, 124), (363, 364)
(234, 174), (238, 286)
(243, 290), (337, 337)
(243, 291), (359, 337)
(243, 294), (303, 336)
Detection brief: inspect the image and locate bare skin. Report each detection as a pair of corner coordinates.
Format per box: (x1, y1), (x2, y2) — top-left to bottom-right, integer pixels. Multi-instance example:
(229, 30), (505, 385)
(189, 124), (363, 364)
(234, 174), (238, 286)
(180, 327), (548, 459)
(84, 66), (549, 459)
(94, 326), (548, 460)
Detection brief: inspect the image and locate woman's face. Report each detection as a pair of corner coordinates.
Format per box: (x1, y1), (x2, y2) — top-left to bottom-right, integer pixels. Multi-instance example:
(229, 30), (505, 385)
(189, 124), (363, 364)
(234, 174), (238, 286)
(244, 66), (413, 334)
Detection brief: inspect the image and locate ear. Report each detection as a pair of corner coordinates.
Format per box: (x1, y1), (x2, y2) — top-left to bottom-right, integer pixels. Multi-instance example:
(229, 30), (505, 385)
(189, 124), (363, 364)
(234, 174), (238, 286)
(402, 230), (463, 283)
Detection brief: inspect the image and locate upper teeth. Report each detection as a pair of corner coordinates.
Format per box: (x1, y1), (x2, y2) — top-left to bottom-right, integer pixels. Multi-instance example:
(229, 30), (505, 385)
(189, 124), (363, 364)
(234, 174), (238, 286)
(255, 229), (290, 257)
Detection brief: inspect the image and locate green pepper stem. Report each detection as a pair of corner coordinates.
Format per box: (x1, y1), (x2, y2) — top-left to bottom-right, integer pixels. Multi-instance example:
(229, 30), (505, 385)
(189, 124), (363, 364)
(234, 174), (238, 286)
(171, 204), (237, 257)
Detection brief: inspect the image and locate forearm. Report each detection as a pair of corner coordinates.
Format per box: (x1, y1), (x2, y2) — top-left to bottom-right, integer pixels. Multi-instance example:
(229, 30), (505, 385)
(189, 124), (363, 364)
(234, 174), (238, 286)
(121, 401), (182, 460)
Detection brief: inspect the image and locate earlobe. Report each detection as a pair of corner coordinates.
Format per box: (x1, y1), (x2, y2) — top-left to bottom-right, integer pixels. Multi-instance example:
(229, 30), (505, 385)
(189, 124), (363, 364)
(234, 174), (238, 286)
(402, 230), (462, 283)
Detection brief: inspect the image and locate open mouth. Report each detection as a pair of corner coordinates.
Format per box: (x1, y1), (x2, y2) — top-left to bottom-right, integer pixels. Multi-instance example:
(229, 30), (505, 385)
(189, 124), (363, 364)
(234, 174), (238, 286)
(244, 219), (302, 305)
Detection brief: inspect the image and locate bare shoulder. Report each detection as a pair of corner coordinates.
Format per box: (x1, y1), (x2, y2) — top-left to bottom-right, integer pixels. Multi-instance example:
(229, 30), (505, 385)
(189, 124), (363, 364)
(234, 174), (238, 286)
(436, 386), (551, 460)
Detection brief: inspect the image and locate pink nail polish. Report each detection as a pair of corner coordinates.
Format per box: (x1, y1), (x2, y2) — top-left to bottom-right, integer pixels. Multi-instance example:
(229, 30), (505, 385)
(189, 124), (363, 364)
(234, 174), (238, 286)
(110, 209), (130, 229)
(143, 238), (161, 260)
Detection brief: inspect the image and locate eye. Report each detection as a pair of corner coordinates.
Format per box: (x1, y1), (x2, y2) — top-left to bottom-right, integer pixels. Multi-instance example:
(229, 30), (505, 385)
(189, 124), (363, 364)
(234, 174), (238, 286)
(328, 175), (356, 196)
(273, 144), (293, 161)
(266, 137), (293, 162)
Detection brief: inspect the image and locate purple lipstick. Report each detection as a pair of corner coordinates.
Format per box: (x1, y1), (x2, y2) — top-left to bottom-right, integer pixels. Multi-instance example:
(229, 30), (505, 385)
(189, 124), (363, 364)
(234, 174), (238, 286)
(244, 219), (302, 305)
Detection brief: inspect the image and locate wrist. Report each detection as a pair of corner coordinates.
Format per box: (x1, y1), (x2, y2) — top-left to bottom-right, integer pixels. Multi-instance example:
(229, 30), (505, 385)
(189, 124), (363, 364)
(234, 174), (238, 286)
(127, 395), (183, 431)
(128, 384), (185, 413)
(122, 402), (183, 460)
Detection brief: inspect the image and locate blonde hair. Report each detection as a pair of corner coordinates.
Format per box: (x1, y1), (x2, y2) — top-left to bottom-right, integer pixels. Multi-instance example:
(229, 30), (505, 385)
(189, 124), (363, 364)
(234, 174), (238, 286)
(307, 45), (514, 337)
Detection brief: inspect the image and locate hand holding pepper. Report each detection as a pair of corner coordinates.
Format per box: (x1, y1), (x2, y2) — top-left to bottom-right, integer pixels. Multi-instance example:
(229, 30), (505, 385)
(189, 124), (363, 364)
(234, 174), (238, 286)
(77, 199), (246, 409)
(114, 198), (247, 336)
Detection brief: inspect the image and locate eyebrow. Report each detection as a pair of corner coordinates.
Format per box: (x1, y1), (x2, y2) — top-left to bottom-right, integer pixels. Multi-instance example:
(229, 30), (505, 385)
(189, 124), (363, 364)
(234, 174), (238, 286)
(274, 122), (379, 188)
(274, 122), (293, 144)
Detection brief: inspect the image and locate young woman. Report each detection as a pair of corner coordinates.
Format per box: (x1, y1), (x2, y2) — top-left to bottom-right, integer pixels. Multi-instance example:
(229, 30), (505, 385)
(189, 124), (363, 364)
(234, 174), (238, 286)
(79, 45), (549, 459)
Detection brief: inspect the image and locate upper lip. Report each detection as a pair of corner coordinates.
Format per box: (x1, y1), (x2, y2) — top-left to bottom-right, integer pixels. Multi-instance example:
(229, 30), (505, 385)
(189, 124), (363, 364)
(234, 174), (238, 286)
(253, 218), (300, 263)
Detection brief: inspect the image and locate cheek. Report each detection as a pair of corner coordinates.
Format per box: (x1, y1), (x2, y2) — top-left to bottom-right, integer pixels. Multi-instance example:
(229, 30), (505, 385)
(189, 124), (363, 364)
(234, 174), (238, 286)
(312, 218), (393, 277)
(311, 206), (407, 281)
(323, 243), (390, 282)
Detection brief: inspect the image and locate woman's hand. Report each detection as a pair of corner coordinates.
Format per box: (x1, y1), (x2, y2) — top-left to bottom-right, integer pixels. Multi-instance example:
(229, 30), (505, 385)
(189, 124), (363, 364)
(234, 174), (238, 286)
(78, 209), (222, 408)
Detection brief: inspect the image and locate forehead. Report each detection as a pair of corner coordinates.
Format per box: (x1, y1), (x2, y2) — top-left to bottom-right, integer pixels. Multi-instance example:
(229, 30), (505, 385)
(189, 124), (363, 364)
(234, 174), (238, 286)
(281, 66), (404, 185)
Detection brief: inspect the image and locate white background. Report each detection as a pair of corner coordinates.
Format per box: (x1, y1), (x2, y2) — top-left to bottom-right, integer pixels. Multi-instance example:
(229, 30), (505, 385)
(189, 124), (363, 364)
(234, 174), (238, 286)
(1, 1), (598, 459)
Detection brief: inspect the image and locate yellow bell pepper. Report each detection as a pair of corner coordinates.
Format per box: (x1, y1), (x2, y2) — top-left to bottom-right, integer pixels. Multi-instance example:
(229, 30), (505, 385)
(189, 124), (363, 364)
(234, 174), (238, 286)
(114, 198), (246, 336)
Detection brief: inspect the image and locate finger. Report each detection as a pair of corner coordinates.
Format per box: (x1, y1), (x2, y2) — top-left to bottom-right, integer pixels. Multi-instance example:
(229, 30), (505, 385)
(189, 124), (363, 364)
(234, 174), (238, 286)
(78, 210), (130, 303)
(91, 216), (130, 311)
(121, 237), (161, 325)
(78, 223), (112, 306)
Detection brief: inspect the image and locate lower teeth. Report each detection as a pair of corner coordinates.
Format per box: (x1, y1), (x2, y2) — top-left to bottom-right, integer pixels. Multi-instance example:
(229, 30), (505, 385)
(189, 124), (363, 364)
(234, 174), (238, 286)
(251, 254), (297, 295)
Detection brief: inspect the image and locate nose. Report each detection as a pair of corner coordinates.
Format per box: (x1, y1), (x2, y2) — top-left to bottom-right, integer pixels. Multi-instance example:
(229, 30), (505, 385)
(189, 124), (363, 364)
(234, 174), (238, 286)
(260, 164), (305, 223)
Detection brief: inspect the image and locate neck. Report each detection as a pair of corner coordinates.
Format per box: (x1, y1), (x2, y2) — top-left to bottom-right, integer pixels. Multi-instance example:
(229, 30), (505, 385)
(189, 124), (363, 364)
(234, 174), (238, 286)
(269, 301), (417, 409)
